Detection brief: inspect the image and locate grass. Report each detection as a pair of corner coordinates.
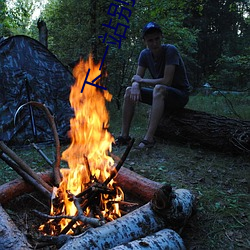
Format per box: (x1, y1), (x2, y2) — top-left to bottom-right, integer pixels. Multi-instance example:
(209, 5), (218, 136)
(0, 94), (249, 249)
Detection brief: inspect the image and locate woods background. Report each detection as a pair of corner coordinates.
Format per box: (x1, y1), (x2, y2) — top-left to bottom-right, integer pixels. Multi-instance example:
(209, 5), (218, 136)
(1, 0), (249, 108)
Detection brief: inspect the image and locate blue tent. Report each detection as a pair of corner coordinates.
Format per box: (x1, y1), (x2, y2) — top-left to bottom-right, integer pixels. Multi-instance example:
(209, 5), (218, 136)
(0, 35), (74, 144)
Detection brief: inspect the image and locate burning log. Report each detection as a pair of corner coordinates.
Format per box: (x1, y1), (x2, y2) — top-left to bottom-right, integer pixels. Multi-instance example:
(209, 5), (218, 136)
(110, 228), (185, 250)
(59, 185), (195, 250)
(0, 167), (160, 205)
(156, 108), (250, 154)
(0, 204), (32, 249)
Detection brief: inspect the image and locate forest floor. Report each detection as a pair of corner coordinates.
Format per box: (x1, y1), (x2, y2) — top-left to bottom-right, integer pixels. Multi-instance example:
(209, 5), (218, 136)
(0, 94), (249, 249)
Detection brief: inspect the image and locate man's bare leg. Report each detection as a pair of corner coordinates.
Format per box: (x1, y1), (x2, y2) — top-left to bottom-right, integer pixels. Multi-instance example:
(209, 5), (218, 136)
(121, 87), (136, 138)
(139, 85), (166, 146)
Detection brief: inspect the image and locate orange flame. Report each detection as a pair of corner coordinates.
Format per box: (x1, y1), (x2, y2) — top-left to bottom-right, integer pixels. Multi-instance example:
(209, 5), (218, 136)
(42, 55), (123, 234)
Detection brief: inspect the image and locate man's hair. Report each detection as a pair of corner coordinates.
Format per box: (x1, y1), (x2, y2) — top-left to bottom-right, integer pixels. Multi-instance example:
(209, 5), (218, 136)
(142, 22), (162, 38)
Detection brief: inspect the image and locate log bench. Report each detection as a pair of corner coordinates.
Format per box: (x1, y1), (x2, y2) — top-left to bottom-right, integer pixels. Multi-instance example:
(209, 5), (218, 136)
(155, 108), (250, 154)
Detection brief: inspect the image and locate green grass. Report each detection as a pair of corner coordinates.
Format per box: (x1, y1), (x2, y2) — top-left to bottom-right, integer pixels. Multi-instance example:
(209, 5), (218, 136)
(186, 93), (250, 120)
(109, 94), (250, 249)
(0, 94), (249, 249)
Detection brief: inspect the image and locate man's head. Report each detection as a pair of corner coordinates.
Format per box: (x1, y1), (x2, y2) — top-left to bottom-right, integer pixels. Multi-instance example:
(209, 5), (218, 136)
(142, 22), (163, 52)
(142, 22), (162, 39)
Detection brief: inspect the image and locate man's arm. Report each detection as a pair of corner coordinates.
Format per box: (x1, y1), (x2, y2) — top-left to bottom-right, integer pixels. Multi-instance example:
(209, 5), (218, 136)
(132, 64), (176, 87)
(129, 66), (146, 102)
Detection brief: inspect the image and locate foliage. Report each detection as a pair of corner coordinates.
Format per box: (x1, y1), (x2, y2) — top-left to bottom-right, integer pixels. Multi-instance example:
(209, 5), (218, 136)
(185, 0), (250, 88)
(5, 0), (34, 35)
(2, 0), (250, 98)
(0, 0), (12, 36)
(208, 55), (250, 90)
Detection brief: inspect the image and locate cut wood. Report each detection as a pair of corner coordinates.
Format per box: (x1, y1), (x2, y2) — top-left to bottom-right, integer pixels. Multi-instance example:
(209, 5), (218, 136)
(114, 166), (162, 202)
(59, 202), (166, 250)
(0, 171), (53, 205)
(156, 108), (250, 154)
(0, 204), (32, 249)
(110, 228), (186, 250)
(0, 167), (159, 205)
(59, 186), (195, 250)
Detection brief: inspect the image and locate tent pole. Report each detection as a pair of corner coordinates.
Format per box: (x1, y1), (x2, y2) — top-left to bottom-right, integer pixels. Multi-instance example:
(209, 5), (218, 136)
(24, 78), (38, 142)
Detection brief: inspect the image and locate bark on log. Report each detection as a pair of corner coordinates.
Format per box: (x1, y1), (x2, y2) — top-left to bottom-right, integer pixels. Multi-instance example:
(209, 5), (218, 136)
(155, 108), (250, 154)
(59, 187), (195, 250)
(0, 167), (159, 205)
(0, 204), (32, 249)
(0, 171), (53, 205)
(110, 228), (185, 250)
(59, 202), (166, 250)
(115, 167), (162, 202)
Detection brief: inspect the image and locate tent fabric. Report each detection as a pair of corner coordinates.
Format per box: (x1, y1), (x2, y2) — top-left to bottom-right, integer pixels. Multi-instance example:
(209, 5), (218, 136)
(0, 35), (74, 144)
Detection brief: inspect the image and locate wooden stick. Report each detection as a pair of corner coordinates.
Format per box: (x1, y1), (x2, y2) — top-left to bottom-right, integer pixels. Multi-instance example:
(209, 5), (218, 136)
(0, 141), (52, 193)
(104, 138), (135, 186)
(0, 152), (51, 199)
(15, 101), (62, 186)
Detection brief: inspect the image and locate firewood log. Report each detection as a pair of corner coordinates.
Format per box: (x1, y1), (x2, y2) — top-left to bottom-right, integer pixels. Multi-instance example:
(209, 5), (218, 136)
(59, 186), (195, 250)
(110, 228), (186, 250)
(115, 166), (162, 202)
(0, 204), (32, 249)
(0, 171), (53, 204)
(0, 167), (158, 205)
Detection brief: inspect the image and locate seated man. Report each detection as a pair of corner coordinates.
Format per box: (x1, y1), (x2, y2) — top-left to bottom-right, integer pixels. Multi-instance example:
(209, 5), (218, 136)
(116, 22), (191, 148)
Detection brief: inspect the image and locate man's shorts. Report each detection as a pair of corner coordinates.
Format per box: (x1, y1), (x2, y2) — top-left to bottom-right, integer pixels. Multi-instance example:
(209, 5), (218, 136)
(140, 86), (189, 111)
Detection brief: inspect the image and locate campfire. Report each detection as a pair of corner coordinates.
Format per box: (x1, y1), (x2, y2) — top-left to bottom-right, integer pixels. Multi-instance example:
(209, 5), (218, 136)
(0, 56), (196, 249)
(39, 55), (128, 236)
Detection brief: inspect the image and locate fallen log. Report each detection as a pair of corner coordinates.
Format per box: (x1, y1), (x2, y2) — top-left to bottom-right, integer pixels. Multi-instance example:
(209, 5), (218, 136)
(59, 186), (195, 250)
(0, 204), (32, 249)
(156, 108), (250, 154)
(110, 228), (185, 250)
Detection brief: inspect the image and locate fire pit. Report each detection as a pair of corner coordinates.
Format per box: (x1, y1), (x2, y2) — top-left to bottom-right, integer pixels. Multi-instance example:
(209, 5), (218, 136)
(0, 56), (196, 249)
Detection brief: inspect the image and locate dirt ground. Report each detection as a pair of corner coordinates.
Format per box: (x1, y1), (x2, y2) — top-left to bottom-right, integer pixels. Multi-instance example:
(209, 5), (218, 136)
(1, 138), (249, 249)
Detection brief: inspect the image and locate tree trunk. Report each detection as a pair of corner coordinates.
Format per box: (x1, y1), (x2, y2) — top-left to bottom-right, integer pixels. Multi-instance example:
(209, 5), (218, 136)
(37, 19), (48, 47)
(156, 108), (250, 154)
(0, 204), (32, 249)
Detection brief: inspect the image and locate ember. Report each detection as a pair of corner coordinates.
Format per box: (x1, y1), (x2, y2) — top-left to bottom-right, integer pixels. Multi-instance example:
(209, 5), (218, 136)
(40, 55), (124, 235)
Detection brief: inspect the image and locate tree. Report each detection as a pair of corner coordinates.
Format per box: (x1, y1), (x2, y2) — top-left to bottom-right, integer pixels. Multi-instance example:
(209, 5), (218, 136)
(185, 0), (250, 89)
(0, 0), (12, 36)
(40, 0), (198, 108)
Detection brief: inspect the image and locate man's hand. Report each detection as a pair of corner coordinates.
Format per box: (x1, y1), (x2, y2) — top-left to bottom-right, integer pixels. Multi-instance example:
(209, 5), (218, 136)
(131, 74), (142, 83)
(130, 82), (141, 102)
